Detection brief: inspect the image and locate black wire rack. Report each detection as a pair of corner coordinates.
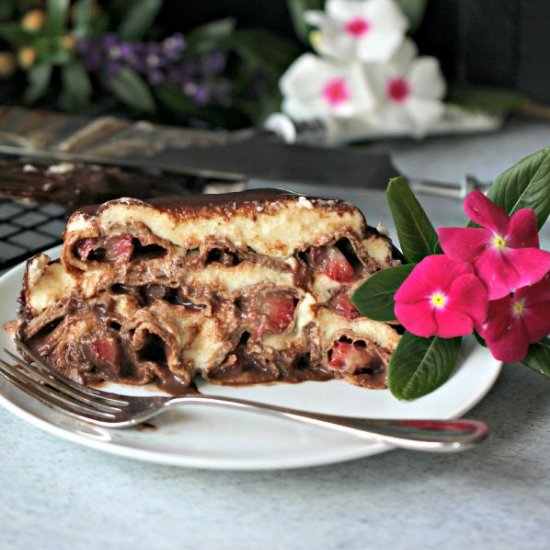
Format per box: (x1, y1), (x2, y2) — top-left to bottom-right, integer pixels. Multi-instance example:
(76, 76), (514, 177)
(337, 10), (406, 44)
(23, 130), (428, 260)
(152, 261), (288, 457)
(0, 199), (67, 271)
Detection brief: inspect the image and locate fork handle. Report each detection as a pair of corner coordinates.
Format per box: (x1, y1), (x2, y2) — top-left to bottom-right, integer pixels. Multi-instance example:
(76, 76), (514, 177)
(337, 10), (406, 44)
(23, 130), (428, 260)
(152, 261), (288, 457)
(167, 395), (489, 452)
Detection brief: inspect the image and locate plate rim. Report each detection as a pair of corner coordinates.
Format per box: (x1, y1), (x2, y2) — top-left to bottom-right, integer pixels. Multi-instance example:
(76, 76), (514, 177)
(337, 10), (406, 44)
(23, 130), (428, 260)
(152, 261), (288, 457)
(0, 249), (502, 470)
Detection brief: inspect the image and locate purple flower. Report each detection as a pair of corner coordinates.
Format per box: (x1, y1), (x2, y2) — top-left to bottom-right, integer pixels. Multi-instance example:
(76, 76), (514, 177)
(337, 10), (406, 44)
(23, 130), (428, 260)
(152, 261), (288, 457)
(117, 43), (134, 60)
(77, 39), (93, 54)
(147, 69), (164, 85)
(166, 66), (182, 84)
(75, 33), (196, 96)
(180, 61), (197, 78)
(199, 51), (227, 77)
(108, 45), (123, 60)
(146, 52), (162, 68)
(146, 42), (162, 56)
(106, 61), (122, 76)
(101, 33), (118, 49)
(191, 84), (212, 106)
(162, 33), (186, 60)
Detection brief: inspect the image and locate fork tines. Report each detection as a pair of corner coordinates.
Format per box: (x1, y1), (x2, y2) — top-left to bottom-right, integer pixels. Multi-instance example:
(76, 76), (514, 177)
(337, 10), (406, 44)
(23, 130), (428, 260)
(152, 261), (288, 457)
(0, 341), (129, 423)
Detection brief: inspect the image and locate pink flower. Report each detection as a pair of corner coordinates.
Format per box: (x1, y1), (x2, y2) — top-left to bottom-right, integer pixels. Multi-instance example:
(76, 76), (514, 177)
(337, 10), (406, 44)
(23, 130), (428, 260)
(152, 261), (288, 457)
(394, 255), (488, 338)
(479, 274), (550, 362)
(438, 190), (550, 300)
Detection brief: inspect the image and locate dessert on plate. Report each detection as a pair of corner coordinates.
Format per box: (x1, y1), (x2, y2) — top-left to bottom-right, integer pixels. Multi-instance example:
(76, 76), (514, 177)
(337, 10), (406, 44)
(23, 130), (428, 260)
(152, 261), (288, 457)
(15, 189), (402, 392)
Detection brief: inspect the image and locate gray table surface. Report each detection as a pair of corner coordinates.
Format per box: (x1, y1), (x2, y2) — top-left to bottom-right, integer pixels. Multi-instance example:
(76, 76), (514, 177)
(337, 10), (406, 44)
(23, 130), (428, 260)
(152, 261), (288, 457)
(1, 118), (549, 550)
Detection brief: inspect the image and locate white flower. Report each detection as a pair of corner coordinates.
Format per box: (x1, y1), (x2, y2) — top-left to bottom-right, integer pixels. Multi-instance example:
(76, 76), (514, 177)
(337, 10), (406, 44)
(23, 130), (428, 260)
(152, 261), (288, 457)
(364, 39), (446, 136)
(280, 53), (375, 122)
(305, 0), (408, 63)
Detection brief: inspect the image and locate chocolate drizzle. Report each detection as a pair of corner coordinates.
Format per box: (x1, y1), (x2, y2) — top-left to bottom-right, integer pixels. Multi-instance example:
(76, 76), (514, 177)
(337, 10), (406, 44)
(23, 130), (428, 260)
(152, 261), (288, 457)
(0, 159), (203, 210)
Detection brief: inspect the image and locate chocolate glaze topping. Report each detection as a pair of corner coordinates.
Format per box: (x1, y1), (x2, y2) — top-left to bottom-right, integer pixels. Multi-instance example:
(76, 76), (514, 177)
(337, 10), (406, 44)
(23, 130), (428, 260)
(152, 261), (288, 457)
(0, 159), (203, 210)
(72, 188), (354, 222)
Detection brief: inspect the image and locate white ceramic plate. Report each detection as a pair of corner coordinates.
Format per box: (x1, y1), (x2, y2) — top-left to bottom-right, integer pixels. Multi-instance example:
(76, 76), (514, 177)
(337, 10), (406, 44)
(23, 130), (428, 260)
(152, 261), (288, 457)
(0, 250), (502, 470)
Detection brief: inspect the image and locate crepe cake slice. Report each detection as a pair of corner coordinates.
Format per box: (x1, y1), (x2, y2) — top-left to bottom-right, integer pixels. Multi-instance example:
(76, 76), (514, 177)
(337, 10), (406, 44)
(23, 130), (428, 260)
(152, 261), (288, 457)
(16, 189), (402, 393)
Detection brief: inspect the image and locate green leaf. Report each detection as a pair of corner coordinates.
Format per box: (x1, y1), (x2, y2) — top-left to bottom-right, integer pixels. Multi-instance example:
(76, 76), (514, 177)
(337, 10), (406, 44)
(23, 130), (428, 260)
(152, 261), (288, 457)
(522, 338), (550, 378)
(235, 92), (282, 126)
(155, 83), (245, 128)
(396, 0), (428, 33)
(108, 66), (156, 113)
(388, 332), (462, 400)
(118, 0), (162, 41)
(447, 83), (527, 115)
(60, 61), (92, 111)
(386, 176), (440, 263)
(34, 34), (72, 64)
(185, 18), (236, 55)
(351, 264), (415, 321)
(23, 63), (52, 104)
(73, 0), (94, 40)
(473, 331), (487, 348)
(0, 22), (31, 43)
(154, 83), (195, 117)
(286, 0), (324, 43)
(0, 0), (15, 21)
(89, 11), (109, 38)
(231, 29), (299, 75)
(46, 0), (70, 36)
(483, 147), (550, 230)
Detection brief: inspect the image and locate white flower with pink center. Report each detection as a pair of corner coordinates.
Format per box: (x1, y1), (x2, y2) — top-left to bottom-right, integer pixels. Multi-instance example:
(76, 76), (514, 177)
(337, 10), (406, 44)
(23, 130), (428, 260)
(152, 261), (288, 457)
(364, 39), (447, 136)
(305, 0), (408, 63)
(280, 53), (375, 121)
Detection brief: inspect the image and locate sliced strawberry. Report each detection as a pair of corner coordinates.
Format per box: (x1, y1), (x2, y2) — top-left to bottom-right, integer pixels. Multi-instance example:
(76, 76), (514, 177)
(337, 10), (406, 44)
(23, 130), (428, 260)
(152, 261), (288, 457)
(329, 341), (372, 373)
(88, 337), (120, 368)
(253, 291), (296, 338)
(105, 234), (134, 263)
(76, 237), (99, 260)
(329, 289), (360, 320)
(308, 245), (354, 282)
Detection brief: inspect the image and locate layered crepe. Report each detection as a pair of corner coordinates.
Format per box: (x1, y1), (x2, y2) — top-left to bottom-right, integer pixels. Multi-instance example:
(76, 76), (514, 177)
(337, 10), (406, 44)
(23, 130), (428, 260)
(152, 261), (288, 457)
(17, 189), (402, 392)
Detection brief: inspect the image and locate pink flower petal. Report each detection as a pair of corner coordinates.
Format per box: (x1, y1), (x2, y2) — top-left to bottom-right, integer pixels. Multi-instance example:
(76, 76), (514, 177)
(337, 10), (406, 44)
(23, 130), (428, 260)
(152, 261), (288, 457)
(479, 296), (513, 342)
(394, 301), (437, 338)
(464, 190), (510, 235)
(474, 248), (520, 300)
(506, 208), (540, 248)
(425, 255), (474, 290)
(485, 318), (530, 363)
(519, 273), (550, 302)
(517, 275), (550, 342)
(438, 227), (490, 262)
(394, 256), (487, 339)
(394, 256), (442, 304)
(505, 248), (550, 290)
(521, 301), (550, 343)
(433, 307), (474, 338)
(448, 274), (488, 325)
(393, 255), (466, 304)
(393, 267), (434, 305)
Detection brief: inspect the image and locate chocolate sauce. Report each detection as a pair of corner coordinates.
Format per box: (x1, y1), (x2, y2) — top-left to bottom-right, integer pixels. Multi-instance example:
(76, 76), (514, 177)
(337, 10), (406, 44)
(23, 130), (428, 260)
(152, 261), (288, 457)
(72, 187), (356, 221)
(0, 159), (202, 210)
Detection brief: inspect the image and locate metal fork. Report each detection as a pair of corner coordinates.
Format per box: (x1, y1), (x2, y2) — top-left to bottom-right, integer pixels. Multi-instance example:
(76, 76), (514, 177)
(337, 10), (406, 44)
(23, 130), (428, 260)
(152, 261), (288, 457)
(0, 339), (490, 452)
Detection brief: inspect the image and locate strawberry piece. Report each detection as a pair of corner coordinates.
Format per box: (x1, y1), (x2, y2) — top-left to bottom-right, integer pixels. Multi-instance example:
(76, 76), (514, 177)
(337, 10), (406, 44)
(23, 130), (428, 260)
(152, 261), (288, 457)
(329, 341), (372, 373)
(329, 289), (360, 320)
(105, 234), (134, 263)
(88, 337), (120, 368)
(308, 245), (354, 282)
(253, 292), (296, 337)
(76, 238), (99, 260)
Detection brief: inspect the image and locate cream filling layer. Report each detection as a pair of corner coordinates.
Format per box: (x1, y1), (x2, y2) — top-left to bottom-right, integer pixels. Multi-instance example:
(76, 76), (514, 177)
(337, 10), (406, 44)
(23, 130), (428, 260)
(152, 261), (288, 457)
(65, 200), (366, 259)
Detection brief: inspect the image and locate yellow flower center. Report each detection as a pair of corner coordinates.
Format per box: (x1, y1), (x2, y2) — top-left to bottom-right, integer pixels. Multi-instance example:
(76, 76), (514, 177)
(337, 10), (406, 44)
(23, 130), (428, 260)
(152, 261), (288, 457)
(492, 234), (507, 250)
(512, 299), (525, 316)
(430, 292), (447, 309)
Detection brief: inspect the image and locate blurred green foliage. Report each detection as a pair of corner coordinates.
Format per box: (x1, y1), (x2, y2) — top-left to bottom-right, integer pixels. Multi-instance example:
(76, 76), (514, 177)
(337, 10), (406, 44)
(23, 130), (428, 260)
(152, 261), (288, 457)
(0, 0), (299, 128)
